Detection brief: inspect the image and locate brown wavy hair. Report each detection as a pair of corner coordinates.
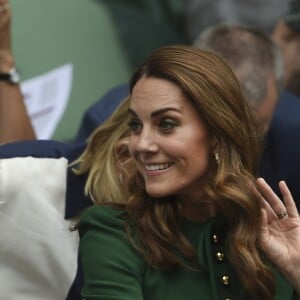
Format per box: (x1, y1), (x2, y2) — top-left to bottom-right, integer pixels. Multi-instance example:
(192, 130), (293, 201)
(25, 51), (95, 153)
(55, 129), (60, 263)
(126, 45), (274, 299)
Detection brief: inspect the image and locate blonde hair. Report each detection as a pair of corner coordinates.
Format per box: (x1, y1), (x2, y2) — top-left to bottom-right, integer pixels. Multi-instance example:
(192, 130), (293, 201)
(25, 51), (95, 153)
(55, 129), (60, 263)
(73, 97), (131, 204)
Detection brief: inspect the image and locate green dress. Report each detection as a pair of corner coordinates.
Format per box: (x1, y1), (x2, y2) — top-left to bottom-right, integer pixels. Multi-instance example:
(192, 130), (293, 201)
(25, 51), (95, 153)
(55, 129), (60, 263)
(78, 205), (295, 300)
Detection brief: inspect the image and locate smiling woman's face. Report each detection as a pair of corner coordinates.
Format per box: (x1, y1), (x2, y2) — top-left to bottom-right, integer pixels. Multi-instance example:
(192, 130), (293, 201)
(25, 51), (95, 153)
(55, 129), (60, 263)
(128, 76), (213, 201)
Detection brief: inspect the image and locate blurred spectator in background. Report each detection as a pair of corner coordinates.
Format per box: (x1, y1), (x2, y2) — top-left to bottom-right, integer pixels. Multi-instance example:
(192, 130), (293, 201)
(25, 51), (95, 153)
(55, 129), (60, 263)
(194, 24), (283, 132)
(0, 98), (130, 300)
(0, 0), (35, 143)
(194, 23), (300, 209)
(99, 0), (188, 69)
(183, 0), (300, 97)
(183, 0), (286, 42)
(272, 0), (300, 97)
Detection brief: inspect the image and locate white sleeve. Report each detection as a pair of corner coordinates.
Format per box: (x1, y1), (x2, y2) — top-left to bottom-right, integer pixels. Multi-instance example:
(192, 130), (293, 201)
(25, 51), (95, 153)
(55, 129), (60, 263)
(0, 157), (79, 300)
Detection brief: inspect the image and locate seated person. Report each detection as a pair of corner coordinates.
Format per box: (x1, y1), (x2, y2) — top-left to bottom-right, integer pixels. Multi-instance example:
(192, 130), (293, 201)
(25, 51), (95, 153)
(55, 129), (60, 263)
(272, 0), (300, 97)
(0, 98), (129, 300)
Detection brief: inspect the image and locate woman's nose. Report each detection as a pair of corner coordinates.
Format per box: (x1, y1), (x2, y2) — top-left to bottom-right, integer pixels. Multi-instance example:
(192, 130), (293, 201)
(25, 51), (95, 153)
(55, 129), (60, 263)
(134, 129), (158, 153)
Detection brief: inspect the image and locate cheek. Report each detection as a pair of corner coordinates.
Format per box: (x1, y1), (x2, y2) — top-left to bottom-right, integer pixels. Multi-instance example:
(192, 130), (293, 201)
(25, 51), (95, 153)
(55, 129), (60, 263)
(190, 134), (212, 164)
(173, 135), (212, 168)
(188, 145), (211, 170)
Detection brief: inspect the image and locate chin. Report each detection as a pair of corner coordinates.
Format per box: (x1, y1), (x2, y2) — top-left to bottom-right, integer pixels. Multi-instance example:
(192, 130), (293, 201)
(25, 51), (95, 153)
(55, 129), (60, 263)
(145, 185), (173, 198)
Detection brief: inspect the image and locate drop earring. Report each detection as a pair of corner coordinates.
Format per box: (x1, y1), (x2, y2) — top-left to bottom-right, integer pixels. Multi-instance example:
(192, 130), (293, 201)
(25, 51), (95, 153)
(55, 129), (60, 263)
(214, 152), (220, 165)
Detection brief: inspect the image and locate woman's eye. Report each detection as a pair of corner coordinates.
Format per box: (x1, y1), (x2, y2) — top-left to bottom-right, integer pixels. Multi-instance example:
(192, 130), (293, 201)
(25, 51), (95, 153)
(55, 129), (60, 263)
(128, 119), (142, 132)
(160, 119), (178, 132)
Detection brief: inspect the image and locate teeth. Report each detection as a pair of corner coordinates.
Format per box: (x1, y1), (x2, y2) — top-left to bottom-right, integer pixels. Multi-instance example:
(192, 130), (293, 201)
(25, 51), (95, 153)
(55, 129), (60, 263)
(145, 163), (172, 171)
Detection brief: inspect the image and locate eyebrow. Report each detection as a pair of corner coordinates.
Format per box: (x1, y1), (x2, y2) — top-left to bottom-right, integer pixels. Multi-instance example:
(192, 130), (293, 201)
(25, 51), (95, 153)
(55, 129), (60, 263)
(128, 107), (181, 118)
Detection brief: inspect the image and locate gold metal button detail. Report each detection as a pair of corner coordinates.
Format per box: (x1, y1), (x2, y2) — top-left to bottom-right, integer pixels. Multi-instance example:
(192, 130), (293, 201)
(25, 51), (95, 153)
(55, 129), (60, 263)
(212, 234), (219, 243)
(216, 251), (225, 261)
(222, 275), (230, 285)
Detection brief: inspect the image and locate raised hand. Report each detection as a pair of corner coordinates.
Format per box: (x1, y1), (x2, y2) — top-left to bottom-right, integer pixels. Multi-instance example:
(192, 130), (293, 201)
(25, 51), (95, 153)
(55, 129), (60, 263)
(0, 0), (11, 51)
(257, 178), (300, 294)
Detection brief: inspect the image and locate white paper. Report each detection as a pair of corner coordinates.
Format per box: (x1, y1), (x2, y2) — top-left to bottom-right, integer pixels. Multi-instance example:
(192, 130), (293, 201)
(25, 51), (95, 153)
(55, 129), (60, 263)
(21, 64), (73, 139)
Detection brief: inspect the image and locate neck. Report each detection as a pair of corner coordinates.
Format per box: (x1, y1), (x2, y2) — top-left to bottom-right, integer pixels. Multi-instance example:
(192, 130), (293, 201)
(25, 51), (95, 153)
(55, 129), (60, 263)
(180, 198), (215, 223)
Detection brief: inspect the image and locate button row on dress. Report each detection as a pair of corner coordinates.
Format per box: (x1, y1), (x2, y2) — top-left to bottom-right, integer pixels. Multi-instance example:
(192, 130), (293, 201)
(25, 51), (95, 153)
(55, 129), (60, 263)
(212, 233), (232, 299)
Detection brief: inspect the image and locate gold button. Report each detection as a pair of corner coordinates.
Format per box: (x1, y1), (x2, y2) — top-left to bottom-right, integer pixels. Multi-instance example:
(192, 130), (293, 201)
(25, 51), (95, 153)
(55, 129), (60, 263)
(216, 251), (225, 261)
(212, 234), (219, 243)
(222, 275), (230, 285)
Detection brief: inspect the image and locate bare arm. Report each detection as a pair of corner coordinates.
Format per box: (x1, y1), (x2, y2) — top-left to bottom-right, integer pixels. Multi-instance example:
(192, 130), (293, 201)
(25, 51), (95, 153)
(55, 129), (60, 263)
(0, 0), (35, 143)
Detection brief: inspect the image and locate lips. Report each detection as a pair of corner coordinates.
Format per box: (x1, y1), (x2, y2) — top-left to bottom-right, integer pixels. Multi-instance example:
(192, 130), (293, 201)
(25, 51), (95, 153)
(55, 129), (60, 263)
(144, 163), (174, 171)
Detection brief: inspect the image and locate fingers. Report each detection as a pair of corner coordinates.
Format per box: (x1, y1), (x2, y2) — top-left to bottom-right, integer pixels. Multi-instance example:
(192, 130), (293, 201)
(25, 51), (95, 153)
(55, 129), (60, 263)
(0, 0), (9, 5)
(257, 178), (299, 220)
(253, 181), (277, 220)
(256, 178), (286, 218)
(260, 207), (268, 228)
(278, 181), (299, 218)
(0, 1), (9, 12)
(0, 0), (11, 49)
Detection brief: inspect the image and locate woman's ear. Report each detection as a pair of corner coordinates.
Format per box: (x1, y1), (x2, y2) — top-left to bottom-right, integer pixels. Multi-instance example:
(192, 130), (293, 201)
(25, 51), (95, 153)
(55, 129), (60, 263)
(210, 136), (218, 152)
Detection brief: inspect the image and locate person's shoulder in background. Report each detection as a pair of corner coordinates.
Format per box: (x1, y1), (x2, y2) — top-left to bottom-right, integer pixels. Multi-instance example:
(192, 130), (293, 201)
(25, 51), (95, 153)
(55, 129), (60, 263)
(261, 90), (300, 210)
(75, 83), (129, 143)
(0, 139), (86, 161)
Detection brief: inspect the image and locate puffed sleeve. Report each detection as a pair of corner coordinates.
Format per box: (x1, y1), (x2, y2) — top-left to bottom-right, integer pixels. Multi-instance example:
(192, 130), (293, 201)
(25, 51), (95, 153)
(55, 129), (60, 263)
(78, 205), (145, 300)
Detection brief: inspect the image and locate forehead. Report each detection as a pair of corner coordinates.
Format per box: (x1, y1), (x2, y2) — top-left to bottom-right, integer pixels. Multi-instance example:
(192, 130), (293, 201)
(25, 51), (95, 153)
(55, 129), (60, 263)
(130, 76), (187, 110)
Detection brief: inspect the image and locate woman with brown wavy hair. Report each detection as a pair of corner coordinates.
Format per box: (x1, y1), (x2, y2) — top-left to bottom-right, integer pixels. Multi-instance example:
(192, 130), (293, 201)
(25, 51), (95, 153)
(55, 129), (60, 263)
(78, 45), (300, 299)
